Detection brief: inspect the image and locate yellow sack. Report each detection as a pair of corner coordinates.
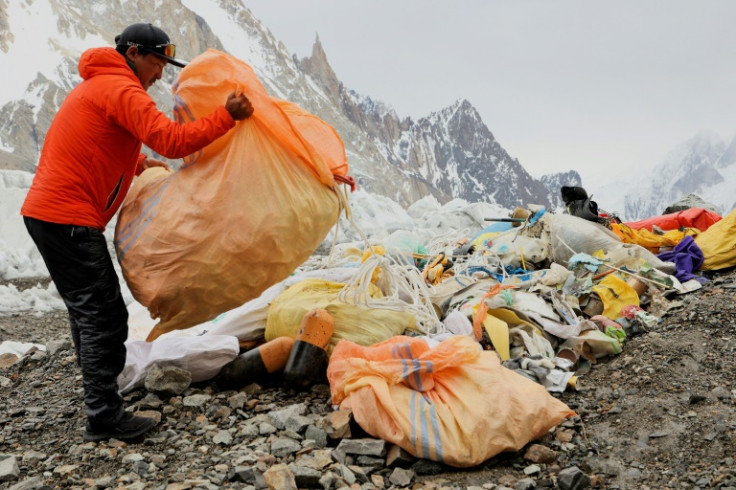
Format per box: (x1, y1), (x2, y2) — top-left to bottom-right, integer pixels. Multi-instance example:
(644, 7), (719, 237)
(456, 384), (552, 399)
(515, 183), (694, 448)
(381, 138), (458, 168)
(115, 50), (346, 341)
(328, 335), (575, 467)
(592, 274), (639, 320)
(695, 207), (736, 270)
(265, 279), (416, 351)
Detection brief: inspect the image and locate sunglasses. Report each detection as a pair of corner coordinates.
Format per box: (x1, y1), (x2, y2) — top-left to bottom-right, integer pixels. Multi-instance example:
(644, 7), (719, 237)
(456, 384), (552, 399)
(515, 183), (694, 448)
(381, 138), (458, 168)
(124, 41), (176, 59)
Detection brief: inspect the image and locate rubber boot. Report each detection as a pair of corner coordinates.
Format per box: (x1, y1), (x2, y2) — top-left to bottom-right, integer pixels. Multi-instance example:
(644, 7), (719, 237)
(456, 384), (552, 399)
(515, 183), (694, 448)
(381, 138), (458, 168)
(283, 308), (335, 391)
(215, 336), (295, 390)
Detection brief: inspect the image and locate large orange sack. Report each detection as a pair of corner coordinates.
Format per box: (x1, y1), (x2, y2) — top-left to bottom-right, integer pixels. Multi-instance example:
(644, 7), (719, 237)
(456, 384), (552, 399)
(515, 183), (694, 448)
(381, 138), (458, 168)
(328, 335), (575, 467)
(115, 50), (347, 341)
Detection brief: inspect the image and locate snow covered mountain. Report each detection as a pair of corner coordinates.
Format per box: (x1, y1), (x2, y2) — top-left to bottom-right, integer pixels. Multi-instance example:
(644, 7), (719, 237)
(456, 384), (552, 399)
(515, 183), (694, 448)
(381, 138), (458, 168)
(620, 131), (736, 220)
(2, 0), (731, 219)
(0, 0), (575, 212)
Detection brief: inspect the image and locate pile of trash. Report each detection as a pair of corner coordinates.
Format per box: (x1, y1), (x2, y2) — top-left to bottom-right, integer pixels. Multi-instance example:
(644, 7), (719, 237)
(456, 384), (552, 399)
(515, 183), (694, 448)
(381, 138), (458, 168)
(120, 181), (736, 468)
(112, 50), (736, 469)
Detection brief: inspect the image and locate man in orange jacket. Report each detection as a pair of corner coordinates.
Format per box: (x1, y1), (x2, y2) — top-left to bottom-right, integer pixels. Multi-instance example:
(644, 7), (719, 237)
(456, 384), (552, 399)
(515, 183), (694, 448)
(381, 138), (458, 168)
(20, 23), (254, 442)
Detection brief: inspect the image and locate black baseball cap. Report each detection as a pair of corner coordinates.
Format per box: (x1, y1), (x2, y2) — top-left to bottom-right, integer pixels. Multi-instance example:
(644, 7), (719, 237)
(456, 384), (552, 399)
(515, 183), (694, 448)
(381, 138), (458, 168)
(115, 23), (187, 68)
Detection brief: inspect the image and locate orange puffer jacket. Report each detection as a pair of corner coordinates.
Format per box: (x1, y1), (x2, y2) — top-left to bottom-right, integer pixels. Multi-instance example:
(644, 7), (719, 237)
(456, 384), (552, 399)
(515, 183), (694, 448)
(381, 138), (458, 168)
(22, 47), (235, 230)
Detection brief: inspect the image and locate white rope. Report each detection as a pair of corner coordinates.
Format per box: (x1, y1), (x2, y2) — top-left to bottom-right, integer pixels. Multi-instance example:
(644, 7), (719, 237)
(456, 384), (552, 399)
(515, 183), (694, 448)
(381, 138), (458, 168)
(423, 226), (474, 256)
(337, 253), (446, 335)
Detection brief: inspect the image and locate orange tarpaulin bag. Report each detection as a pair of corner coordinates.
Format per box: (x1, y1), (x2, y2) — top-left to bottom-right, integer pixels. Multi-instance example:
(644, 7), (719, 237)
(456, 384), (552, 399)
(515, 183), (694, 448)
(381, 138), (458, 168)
(115, 49), (348, 341)
(625, 207), (721, 232)
(328, 335), (575, 467)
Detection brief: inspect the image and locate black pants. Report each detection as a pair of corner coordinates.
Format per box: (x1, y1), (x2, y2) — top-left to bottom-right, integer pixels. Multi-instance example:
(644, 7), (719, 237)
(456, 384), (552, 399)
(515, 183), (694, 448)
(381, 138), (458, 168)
(24, 217), (127, 428)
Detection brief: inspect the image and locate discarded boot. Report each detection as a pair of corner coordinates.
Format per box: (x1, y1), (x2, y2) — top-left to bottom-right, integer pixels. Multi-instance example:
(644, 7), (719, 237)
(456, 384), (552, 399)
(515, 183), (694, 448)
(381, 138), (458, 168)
(83, 411), (156, 442)
(283, 308), (334, 391)
(215, 336), (294, 390)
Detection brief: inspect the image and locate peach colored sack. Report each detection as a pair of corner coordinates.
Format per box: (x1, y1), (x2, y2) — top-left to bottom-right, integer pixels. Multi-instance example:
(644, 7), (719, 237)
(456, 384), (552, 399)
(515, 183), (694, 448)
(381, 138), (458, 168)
(328, 335), (575, 467)
(115, 49), (346, 341)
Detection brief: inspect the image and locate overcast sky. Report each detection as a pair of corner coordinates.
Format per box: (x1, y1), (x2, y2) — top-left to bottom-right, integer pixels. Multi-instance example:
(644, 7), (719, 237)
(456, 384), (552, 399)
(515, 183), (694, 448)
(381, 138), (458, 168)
(247, 0), (736, 185)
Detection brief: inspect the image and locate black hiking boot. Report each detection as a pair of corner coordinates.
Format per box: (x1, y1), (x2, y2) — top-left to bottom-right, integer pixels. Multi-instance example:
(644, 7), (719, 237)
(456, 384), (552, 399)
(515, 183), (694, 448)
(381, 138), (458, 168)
(83, 411), (156, 442)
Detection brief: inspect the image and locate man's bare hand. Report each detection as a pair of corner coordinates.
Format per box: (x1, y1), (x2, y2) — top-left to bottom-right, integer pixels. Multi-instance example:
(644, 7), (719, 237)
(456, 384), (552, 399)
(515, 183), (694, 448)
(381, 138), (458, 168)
(141, 157), (170, 171)
(225, 91), (254, 120)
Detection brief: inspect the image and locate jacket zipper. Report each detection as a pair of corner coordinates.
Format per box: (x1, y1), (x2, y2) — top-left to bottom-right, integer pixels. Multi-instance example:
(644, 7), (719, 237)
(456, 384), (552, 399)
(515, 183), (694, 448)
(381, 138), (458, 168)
(104, 175), (124, 212)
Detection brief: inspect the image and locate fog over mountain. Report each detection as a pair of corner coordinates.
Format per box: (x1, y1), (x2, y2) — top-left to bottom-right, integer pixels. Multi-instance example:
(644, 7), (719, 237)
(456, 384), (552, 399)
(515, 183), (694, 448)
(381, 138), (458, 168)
(1, 0), (732, 220)
(621, 131), (736, 219)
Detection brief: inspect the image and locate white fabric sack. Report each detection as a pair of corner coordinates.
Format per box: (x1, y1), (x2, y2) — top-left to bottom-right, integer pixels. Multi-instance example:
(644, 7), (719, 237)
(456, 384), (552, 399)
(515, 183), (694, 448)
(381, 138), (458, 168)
(531, 213), (676, 274)
(118, 335), (239, 394)
(486, 234), (548, 269)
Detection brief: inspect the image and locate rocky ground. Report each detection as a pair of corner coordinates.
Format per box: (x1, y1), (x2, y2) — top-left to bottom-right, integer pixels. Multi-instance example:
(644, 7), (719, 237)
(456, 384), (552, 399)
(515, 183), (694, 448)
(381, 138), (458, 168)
(1, 269), (735, 490)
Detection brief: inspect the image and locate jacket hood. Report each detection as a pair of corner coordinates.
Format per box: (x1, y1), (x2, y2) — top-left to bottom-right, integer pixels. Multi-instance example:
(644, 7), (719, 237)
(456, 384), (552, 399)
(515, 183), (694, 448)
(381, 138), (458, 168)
(79, 47), (137, 82)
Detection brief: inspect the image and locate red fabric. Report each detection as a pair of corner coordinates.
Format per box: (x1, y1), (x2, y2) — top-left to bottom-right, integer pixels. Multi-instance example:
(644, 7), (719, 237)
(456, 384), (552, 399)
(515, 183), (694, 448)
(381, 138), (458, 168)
(334, 174), (357, 192)
(135, 154), (146, 177)
(22, 47), (235, 230)
(625, 207), (722, 232)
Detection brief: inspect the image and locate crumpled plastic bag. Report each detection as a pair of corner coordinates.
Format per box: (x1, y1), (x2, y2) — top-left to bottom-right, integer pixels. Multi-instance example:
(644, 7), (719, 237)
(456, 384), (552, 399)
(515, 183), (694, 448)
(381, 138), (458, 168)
(265, 279), (416, 352)
(522, 213), (676, 274)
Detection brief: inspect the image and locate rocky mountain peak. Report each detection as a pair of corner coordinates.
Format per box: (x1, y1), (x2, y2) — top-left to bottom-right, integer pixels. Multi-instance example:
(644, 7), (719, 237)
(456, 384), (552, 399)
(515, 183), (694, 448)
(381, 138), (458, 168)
(0, 0), (599, 214)
(541, 170), (583, 208)
(297, 34), (341, 104)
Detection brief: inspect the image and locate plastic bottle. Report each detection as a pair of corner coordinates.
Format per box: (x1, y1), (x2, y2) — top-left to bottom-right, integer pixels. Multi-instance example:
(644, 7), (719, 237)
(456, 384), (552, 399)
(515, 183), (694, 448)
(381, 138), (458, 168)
(214, 336), (295, 390)
(283, 308), (335, 391)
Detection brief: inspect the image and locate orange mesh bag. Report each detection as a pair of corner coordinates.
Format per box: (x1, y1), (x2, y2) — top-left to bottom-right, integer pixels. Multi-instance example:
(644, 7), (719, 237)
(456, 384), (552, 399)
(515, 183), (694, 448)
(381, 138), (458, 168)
(115, 49), (347, 341)
(328, 335), (575, 467)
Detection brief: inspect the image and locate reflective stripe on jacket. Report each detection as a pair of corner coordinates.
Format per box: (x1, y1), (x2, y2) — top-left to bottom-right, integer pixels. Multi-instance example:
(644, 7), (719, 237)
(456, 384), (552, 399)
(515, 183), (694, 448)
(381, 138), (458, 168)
(22, 47), (235, 230)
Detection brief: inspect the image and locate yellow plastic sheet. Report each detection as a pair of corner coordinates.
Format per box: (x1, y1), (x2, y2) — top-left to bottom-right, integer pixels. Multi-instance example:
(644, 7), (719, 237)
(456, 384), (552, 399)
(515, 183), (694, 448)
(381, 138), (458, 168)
(610, 222), (697, 254)
(488, 308), (545, 338)
(481, 316), (510, 361)
(592, 274), (639, 320)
